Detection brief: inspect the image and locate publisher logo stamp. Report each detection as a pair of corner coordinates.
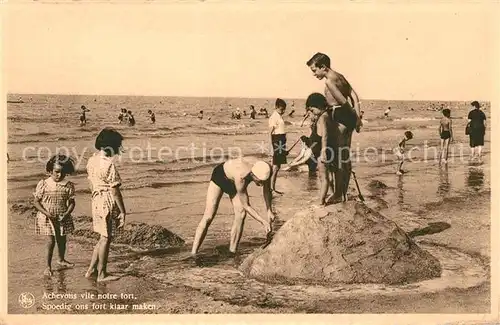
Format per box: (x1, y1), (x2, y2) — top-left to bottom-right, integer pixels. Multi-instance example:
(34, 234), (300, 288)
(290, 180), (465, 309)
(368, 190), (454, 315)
(18, 292), (35, 309)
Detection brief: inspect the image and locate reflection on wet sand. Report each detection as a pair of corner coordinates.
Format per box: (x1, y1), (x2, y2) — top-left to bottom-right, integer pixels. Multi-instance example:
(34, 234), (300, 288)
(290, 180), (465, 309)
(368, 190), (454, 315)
(43, 269), (68, 294)
(397, 175), (404, 208)
(306, 173), (318, 192)
(467, 167), (484, 192)
(437, 165), (451, 196)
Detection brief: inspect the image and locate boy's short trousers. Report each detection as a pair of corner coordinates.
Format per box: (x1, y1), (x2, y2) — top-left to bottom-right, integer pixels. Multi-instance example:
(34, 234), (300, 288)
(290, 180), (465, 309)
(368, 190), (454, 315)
(271, 134), (287, 165)
(393, 147), (404, 161)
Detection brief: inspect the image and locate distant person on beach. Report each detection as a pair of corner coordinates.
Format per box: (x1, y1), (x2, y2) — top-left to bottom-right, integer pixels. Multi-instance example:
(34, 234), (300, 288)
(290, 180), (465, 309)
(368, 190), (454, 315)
(305, 93), (336, 204)
(359, 110), (365, 128)
(147, 109), (156, 124)
(384, 107), (391, 118)
(118, 109), (126, 124)
(307, 52), (362, 203)
(79, 105), (90, 126)
(191, 159), (274, 256)
(439, 108), (453, 164)
(269, 98), (287, 194)
(288, 101), (296, 117)
(259, 107), (269, 118)
(234, 108), (241, 120)
(467, 101), (486, 161)
(33, 155), (76, 277)
(393, 131), (414, 175)
(86, 128), (126, 282)
(198, 110), (204, 120)
(249, 105), (256, 119)
(127, 110), (136, 126)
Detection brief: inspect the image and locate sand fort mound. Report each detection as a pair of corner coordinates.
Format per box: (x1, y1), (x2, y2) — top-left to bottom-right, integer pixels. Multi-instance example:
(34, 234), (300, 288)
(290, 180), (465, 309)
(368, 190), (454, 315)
(240, 201), (441, 285)
(72, 215), (185, 249)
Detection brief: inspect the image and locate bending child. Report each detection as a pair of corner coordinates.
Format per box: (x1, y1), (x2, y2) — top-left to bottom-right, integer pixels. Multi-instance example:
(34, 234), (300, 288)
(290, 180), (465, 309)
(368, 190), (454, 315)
(394, 131), (414, 175)
(283, 136), (315, 171)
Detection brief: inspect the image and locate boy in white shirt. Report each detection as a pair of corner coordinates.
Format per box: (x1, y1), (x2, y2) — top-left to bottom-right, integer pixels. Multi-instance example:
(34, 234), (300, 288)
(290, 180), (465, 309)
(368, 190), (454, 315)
(268, 98), (287, 194)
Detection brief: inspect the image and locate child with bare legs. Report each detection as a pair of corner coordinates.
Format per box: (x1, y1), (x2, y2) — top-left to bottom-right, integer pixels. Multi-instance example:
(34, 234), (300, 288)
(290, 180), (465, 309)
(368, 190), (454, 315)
(33, 155), (76, 276)
(85, 128), (126, 282)
(439, 109), (453, 165)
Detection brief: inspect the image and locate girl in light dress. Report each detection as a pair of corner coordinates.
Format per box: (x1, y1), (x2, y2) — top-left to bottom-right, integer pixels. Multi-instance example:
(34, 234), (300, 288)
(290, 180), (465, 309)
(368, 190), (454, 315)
(85, 128), (126, 282)
(33, 155), (76, 277)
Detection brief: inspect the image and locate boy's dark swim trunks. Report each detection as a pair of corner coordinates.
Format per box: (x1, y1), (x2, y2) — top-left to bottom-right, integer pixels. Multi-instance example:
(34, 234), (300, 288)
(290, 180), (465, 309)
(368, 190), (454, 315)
(440, 130), (451, 140)
(332, 102), (357, 131)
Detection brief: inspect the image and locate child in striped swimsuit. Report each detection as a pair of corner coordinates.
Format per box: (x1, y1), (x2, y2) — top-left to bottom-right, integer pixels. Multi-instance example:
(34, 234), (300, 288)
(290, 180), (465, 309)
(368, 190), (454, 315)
(85, 128), (126, 282)
(33, 155), (76, 277)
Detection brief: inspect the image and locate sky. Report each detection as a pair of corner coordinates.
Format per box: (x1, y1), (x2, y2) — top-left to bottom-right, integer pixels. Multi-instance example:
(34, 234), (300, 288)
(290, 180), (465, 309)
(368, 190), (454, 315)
(3, 2), (499, 100)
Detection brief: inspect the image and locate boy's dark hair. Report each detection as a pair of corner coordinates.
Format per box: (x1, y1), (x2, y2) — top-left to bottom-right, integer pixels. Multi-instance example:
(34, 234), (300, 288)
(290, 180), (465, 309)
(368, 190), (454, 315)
(305, 93), (328, 110)
(442, 108), (451, 117)
(200, 110), (203, 113)
(46, 154), (76, 174)
(404, 131), (414, 139)
(306, 52), (331, 69)
(147, 109), (152, 113)
(250, 105), (254, 109)
(300, 135), (311, 147)
(95, 128), (124, 157)
(275, 98), (286, 109)
(128, 110), (132, 114)
(81, 105), (86, 109)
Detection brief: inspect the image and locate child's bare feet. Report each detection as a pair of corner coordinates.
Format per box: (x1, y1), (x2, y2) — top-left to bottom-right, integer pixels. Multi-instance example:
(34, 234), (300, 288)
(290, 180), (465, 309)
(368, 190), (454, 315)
(97, 273), (121, 283)
(57, 260), (74, 268)
(43, 268), (53, 277)
(85, 268), (97, 278)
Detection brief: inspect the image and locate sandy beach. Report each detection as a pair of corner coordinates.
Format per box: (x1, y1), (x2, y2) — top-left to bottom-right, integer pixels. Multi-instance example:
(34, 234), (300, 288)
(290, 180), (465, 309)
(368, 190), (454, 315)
(7, 94), (491, 314)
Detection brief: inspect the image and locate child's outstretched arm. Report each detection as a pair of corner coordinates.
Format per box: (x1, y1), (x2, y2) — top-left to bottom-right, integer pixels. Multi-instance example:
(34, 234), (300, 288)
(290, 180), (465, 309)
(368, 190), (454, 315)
(288, 148), (313, 168)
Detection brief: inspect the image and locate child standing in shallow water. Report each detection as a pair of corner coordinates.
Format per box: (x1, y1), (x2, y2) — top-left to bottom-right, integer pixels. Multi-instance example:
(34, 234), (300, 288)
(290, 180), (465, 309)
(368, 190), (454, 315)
(439, 108), (453, 164)
(394, 131), (414, 175)
(86, 128), (126, 282)
(33, 155), (76, 276)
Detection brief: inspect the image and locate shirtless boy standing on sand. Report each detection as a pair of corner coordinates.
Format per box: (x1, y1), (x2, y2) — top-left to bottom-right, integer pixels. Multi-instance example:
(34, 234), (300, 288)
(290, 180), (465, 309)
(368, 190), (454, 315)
(191, 158), (274, 256)
(306, 52), (362, 203)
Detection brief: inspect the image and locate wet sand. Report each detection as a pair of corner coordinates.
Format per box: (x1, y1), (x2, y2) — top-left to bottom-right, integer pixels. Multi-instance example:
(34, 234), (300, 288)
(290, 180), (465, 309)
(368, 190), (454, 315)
(7, 95), (491, 313)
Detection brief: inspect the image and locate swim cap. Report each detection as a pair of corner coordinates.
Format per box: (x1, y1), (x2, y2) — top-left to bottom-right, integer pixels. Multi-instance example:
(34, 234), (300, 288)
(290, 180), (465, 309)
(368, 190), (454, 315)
(251, 161), (271, 181)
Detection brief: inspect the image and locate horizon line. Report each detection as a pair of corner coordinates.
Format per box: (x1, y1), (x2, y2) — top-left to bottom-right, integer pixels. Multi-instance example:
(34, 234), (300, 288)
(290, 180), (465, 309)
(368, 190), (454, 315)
(6, 92), (489, 103)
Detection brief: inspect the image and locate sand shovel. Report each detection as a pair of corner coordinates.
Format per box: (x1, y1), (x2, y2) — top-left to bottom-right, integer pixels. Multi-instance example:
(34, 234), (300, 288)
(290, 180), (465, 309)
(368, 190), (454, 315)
(351, 171), (365, 202)
(285, 137), (301, 156)
(261, 231), (274, 249)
